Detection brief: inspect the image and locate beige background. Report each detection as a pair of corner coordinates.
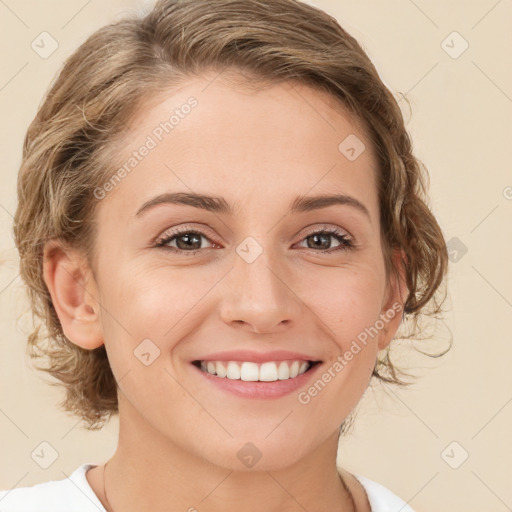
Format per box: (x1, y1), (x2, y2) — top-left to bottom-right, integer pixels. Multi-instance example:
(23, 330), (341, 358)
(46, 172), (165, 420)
(0, 1), (511, 511)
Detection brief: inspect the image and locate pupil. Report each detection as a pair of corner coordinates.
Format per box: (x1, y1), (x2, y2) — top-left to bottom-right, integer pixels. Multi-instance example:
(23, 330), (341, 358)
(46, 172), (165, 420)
(177, 233), (201, 250)
(310, 234), (330, 250)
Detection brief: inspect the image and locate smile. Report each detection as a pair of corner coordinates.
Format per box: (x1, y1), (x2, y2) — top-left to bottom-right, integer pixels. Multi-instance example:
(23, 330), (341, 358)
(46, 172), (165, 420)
(193, 359), (321, 382)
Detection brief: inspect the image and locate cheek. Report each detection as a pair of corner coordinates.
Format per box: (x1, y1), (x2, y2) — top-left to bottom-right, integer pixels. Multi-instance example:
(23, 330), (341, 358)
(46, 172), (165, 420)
(294, 269), (385, 423)
(96, 263), (223, 382)
(99, 254), (386, 352)
(99, 263), (211, 335)
(302, 263), (386, 342)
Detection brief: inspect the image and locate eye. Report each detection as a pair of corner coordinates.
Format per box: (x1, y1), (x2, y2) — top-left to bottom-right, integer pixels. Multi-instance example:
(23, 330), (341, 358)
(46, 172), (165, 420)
(295, 228), (354, 253)
(154, 226), (354, 255)
(155, 228), (216, 255)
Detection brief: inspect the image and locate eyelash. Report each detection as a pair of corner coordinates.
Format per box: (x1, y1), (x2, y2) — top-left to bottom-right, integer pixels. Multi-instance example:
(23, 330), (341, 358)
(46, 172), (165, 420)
(154, 226), (354, 256)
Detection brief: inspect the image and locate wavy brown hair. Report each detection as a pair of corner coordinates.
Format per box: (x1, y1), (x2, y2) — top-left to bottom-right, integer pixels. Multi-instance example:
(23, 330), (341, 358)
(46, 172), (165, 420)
(13, 0), (449, 430)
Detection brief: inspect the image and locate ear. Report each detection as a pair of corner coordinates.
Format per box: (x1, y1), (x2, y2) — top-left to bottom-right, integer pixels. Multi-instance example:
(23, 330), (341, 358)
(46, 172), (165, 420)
(42, 239), (104, 350)
(377, 247), (409, 351)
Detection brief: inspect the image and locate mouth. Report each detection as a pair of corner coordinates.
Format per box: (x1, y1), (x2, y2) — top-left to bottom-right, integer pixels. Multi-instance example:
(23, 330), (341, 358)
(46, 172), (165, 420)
(192, 359), (322, 382)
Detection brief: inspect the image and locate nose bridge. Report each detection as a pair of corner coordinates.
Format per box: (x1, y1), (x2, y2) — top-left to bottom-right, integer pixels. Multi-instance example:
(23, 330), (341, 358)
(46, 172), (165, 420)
(220, 234), (299, 331)
(234, 234), (288, 300)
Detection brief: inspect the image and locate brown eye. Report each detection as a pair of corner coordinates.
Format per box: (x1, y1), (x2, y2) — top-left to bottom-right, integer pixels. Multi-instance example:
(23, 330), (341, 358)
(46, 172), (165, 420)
(154, 227), (354, 256)
(297, 229), (353, 253)
(156, 229), (215, 254)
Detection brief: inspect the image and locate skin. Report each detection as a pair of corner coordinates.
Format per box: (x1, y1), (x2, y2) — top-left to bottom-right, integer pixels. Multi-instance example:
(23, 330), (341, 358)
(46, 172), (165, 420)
(43, 72), (407, 512)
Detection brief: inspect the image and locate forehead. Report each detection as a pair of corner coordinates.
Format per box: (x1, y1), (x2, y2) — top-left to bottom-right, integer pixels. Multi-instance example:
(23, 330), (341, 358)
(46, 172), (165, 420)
(97, 73), (379, 220)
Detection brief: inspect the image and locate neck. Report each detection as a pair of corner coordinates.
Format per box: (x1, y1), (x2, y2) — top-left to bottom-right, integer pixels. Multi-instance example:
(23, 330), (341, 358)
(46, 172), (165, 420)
(99, 404), (356, 512)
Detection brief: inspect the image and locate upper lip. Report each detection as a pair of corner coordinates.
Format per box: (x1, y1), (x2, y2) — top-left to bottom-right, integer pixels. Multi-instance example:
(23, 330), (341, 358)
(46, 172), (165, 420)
(193, 350), (321, 364)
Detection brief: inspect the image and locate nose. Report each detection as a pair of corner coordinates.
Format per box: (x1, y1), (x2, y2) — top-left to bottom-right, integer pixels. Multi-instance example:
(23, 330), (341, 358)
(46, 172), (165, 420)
(219, 245), (302, 334)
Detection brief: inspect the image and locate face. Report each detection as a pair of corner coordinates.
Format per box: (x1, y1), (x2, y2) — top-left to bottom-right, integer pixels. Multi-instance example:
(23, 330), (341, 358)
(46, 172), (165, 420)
(70, 73), (405, 470)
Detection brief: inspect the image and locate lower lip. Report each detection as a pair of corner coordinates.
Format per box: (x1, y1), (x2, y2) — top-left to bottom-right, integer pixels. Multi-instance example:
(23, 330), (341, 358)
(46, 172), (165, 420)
(192, 362), (322, 399)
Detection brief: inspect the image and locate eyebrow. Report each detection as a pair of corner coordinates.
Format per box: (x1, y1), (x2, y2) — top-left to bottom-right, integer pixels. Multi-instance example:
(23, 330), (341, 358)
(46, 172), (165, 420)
(135, 192), (371, 220)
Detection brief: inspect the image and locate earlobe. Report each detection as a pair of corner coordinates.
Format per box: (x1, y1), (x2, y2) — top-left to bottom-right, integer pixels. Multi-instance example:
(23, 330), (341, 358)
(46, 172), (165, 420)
(42, 239), (104, 350)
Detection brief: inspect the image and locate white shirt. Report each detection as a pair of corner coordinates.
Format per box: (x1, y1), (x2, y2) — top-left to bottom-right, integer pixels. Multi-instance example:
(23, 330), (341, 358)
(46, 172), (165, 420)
(0, 463), (415, 511)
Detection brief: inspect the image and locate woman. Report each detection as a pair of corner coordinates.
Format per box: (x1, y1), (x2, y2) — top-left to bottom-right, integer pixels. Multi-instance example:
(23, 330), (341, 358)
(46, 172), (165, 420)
(0, 0), (448, 510)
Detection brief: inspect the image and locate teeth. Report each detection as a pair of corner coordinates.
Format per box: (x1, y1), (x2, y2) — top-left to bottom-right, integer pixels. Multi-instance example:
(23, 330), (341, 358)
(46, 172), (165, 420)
(259, 362), (278, 382)
(216, 361), (227, 378)
(226, 361), (241, 379)
(278, 361), (290, 380)
(197, 359), (313, 382)
(241, 362), (259, 381)
(299, 361), (309, 375)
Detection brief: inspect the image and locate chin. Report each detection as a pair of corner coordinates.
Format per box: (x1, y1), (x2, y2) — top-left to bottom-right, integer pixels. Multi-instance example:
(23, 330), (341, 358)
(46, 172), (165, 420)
(196, 435), (313, 473)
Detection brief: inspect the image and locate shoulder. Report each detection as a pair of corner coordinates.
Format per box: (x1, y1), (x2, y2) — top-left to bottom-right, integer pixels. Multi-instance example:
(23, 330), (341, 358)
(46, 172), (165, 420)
(353, 473), (416, 512)
(0, 463), (105, 512)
